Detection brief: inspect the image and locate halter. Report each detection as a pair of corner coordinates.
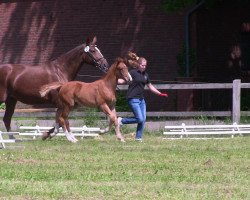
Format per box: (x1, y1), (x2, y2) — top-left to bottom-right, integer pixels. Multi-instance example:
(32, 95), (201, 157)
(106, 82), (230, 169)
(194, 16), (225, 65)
(84, 45), (108, 73)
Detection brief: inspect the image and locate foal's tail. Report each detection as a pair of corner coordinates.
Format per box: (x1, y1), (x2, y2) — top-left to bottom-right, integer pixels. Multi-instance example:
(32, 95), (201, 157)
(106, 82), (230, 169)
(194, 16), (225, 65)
(39, 82), (64, 97)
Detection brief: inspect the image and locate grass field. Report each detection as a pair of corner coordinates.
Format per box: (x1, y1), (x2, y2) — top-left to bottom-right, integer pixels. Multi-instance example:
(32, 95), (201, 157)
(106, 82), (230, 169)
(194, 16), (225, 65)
(0, 132), (249, 200)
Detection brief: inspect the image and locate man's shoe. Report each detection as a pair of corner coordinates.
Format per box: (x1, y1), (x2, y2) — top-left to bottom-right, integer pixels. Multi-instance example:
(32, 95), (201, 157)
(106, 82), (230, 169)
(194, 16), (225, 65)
(135, 138), (142, 142)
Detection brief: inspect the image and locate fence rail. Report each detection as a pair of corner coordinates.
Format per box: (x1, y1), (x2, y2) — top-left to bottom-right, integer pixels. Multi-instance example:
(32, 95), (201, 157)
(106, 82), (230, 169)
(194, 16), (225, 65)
(118, 79), (250, 123)
(0, 79), (249, 123)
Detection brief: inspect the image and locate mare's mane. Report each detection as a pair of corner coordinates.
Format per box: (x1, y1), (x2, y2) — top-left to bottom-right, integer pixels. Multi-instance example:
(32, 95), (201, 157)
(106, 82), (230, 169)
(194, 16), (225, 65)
(51, 44), (85, 65)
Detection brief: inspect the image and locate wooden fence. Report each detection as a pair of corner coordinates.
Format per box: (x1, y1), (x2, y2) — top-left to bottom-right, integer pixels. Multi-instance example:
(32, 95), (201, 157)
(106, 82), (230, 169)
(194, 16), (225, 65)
(0, 79), (249, 123)
(118, 79), (250, 123)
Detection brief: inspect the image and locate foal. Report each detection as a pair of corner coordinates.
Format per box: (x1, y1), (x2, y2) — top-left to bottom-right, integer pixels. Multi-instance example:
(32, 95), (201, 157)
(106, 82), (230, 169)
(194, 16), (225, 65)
(40, 57), (132, 142)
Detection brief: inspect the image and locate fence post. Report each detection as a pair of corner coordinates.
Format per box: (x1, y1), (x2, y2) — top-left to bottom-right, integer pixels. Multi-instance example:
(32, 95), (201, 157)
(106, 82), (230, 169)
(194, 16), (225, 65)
(232, 79), (241, 123)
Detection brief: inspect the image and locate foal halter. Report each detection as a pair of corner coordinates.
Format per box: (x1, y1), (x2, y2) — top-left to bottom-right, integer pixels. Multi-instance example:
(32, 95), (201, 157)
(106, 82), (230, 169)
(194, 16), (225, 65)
(84, 45), (108, 73)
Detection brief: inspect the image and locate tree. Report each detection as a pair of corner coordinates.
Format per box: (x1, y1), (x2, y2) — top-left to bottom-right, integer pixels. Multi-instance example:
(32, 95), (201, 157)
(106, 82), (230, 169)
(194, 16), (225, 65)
(160, 0), (250, 12)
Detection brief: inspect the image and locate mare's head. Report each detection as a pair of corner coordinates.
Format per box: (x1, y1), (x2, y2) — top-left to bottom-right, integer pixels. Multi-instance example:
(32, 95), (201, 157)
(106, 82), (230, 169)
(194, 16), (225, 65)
(83, 36), (109, 72)
(114, 57), (132, 82)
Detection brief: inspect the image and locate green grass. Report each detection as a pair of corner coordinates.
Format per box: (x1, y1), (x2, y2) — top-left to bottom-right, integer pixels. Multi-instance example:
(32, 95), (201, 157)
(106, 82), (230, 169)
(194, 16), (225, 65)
(0, 134), (249, 200)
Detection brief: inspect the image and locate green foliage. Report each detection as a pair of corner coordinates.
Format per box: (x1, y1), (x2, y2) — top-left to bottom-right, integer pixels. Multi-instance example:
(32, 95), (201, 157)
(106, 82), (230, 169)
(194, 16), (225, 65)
(80, 107), (103, 127)
(241, 90), (250, 111)
(160, 0), (250, 13)
(115, 92), (130, 112)
(240, 115), (250, 124)
(0, 136), (249, 199)
(0, 103), (6, 110)
(177, 44), (196, 77)
(160, 0), (197, 12)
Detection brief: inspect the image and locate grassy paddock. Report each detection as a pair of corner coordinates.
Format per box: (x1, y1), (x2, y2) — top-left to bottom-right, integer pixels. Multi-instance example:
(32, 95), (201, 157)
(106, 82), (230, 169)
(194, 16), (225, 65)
(0, 133), (249, 200)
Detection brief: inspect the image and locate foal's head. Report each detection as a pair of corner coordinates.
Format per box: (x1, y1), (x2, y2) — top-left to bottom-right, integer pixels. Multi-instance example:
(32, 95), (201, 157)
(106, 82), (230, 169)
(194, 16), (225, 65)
(83, 36), (109, 72)
(123, 51), (140, 69)
(115, 58), (132, 82)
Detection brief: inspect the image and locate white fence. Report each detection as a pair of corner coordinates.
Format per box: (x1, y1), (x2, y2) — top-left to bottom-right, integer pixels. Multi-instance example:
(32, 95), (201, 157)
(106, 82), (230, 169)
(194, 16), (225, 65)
(19, 125), (100, 138)
(0, 125), (101, 149)
(163, 122), (250, 139)
(0, 132), (18, 149)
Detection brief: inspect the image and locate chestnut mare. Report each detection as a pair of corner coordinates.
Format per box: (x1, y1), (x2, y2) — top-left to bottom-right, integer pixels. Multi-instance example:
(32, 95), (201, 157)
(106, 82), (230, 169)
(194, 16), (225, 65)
(0, 36), (108, 139)
(40, 57), (132, 143)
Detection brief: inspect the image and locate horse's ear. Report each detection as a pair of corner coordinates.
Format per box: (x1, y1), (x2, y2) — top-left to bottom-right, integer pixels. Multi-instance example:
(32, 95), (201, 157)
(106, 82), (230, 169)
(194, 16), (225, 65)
(86, 37), (90, 46)
(92, 36), (97, 44)
(127, 51), (139, 61)
(86, 36), (97, 46)
(116, 57), (124, 63)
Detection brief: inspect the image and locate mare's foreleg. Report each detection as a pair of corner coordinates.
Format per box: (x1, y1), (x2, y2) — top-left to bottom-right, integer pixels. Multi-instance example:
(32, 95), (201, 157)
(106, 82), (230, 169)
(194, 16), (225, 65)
(100, 104), (125, 142)
(3, 97), (17, 139)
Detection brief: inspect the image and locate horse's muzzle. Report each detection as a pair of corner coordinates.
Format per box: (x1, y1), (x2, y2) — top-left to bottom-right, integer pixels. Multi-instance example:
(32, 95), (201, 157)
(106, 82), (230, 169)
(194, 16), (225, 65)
(99, 59), (109, 73)
(127, 72), (133, 82)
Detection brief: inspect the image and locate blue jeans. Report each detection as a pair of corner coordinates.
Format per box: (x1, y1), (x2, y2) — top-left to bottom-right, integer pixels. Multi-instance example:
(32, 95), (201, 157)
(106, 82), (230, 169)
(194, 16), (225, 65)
(121, 98), (146, 139)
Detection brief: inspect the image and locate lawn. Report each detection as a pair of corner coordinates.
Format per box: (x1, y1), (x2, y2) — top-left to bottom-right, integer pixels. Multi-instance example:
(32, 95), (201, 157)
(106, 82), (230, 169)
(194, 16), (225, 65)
(0, 133), (249, 200)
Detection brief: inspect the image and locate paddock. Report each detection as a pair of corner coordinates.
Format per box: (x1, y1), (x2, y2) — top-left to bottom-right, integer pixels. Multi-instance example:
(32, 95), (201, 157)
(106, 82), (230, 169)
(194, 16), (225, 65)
(0, 134), (249, 199)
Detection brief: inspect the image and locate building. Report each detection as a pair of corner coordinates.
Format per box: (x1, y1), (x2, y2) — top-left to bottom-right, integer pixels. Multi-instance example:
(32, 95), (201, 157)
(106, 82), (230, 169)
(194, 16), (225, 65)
(1, 0), (250, 111)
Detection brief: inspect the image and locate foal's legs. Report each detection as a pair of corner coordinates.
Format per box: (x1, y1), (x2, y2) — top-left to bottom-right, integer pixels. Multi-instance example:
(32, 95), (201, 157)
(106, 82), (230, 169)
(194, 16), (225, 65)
(100, 117), (112, 134)
(100, 104), (125, 142)
(44, 90), (62, 139)
(42, 108), (61, 140)
(101, 107), (118, 133)
(58, 105), (78, 143)
(3, 96), (17, 139)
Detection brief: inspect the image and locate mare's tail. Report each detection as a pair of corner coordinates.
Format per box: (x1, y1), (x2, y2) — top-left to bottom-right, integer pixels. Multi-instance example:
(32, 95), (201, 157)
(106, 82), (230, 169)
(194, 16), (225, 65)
(39, 82), (64, 97)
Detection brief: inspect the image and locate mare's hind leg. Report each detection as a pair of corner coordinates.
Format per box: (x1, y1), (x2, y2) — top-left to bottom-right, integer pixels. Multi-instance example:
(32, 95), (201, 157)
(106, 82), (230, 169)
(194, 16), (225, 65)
(59, 105), (78, 143)
(3, 96), (17, 139)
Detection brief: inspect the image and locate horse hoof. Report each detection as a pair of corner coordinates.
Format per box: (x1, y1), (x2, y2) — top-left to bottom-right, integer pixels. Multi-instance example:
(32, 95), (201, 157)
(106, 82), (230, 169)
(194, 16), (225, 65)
(100, 127), (109, 135)
(9, 135), (16, 140)
(69, 138), (78, 143)
(42, 132), (49, 140)
(117, 137), (125, 143)
(66, 134), (78, 143)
